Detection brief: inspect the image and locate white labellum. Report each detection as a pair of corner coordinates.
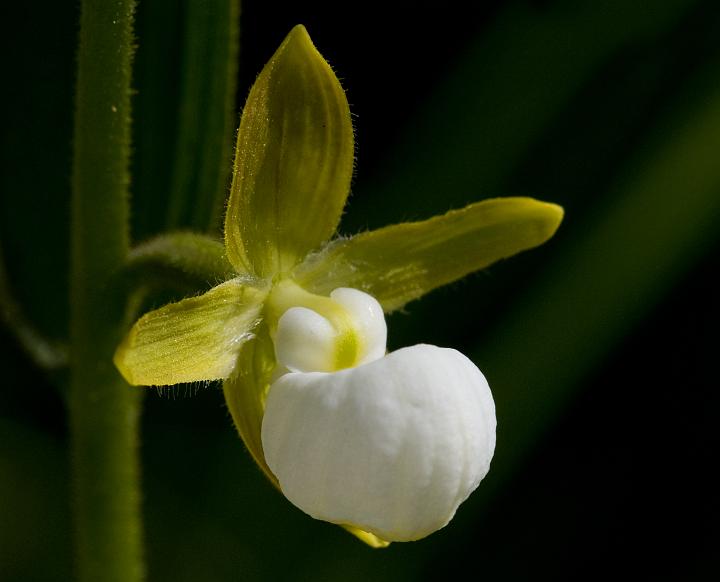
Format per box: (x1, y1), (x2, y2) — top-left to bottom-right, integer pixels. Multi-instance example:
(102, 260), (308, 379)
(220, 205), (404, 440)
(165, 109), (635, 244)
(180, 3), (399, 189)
(261, 344), (496, 542)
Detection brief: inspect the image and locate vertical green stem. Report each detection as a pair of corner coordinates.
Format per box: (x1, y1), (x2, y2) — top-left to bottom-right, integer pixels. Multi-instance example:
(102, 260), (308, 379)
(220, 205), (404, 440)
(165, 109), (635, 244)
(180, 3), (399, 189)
(70, 1), (143, 581)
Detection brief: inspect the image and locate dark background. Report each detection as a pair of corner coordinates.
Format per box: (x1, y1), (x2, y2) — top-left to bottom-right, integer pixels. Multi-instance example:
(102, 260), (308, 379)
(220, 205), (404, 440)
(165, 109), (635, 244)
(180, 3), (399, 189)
(1, 0), (719, 580)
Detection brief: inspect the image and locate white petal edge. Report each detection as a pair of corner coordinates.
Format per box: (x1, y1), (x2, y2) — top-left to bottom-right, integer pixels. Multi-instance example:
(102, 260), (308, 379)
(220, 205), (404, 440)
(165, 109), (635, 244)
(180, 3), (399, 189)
(261, 344), (496, 542)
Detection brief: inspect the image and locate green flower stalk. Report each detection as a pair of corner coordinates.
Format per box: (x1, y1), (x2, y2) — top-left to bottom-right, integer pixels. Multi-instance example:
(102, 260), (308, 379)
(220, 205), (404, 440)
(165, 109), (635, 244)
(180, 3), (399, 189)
(115, 25), (563, 547)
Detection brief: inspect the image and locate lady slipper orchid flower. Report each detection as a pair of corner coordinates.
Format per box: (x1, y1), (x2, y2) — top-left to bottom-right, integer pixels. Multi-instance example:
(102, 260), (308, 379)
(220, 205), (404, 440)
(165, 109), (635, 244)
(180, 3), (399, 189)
(263, 287), (496, 542)
(114, 24), (563, 546)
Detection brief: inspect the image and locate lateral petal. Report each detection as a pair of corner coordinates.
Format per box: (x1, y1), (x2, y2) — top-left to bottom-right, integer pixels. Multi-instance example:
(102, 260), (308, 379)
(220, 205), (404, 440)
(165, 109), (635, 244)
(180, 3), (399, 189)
(222, 323), (277, 484)
(293, 197), (563, 312)
(114, 279), (265, 385)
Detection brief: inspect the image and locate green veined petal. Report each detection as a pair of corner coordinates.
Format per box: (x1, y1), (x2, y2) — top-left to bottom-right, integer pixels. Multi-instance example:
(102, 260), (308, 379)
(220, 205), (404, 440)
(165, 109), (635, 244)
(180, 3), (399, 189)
(222, 323), (277, 484)
(293, 197), (563, 312)
(114, 278), (266, 385)
(224, 24), (354, 277)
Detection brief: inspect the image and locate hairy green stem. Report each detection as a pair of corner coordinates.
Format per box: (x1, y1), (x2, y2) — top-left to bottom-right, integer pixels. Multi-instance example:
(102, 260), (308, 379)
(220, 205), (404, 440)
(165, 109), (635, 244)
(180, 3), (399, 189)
(123, 232), (234, 287)
(70, 1), (143, 581)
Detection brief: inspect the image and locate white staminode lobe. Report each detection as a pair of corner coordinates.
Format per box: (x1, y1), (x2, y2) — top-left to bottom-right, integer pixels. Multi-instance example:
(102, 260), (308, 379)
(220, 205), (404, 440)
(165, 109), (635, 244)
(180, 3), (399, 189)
(261, 344), (496, 542)
(273, 287), (387, 373)
(329, 287), (386, 364)
(273, 307), (337, 373)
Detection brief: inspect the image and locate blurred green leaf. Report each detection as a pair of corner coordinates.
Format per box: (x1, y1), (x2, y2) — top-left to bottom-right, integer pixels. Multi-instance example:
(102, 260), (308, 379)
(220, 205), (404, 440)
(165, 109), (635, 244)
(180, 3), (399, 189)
(349, 0), (703, 227)
(166, 0), (241, 234)
(132, 0), (240, 239)
(131, 0), (183, 240)
(474, 58), (720, 501)
(0, 420), (72, 581)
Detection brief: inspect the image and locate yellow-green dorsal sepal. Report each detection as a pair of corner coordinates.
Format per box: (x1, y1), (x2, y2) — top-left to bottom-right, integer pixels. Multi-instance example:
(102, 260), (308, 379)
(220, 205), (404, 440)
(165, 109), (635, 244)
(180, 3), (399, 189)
(293, 197), (564, 312)
(224, 24), (354, 278)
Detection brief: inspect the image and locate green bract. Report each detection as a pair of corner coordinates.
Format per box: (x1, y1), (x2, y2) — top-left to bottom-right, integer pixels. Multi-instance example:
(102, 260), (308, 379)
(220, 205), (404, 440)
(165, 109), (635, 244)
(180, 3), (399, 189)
(114, 24), (563, 548)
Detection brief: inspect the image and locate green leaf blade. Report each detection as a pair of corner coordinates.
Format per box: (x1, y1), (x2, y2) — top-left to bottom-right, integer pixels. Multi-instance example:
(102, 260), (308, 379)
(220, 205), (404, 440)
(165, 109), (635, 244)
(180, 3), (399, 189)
(225, 25), (354, 277)
(294, 197), (563, 312)
(114, 278), (266, 386)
